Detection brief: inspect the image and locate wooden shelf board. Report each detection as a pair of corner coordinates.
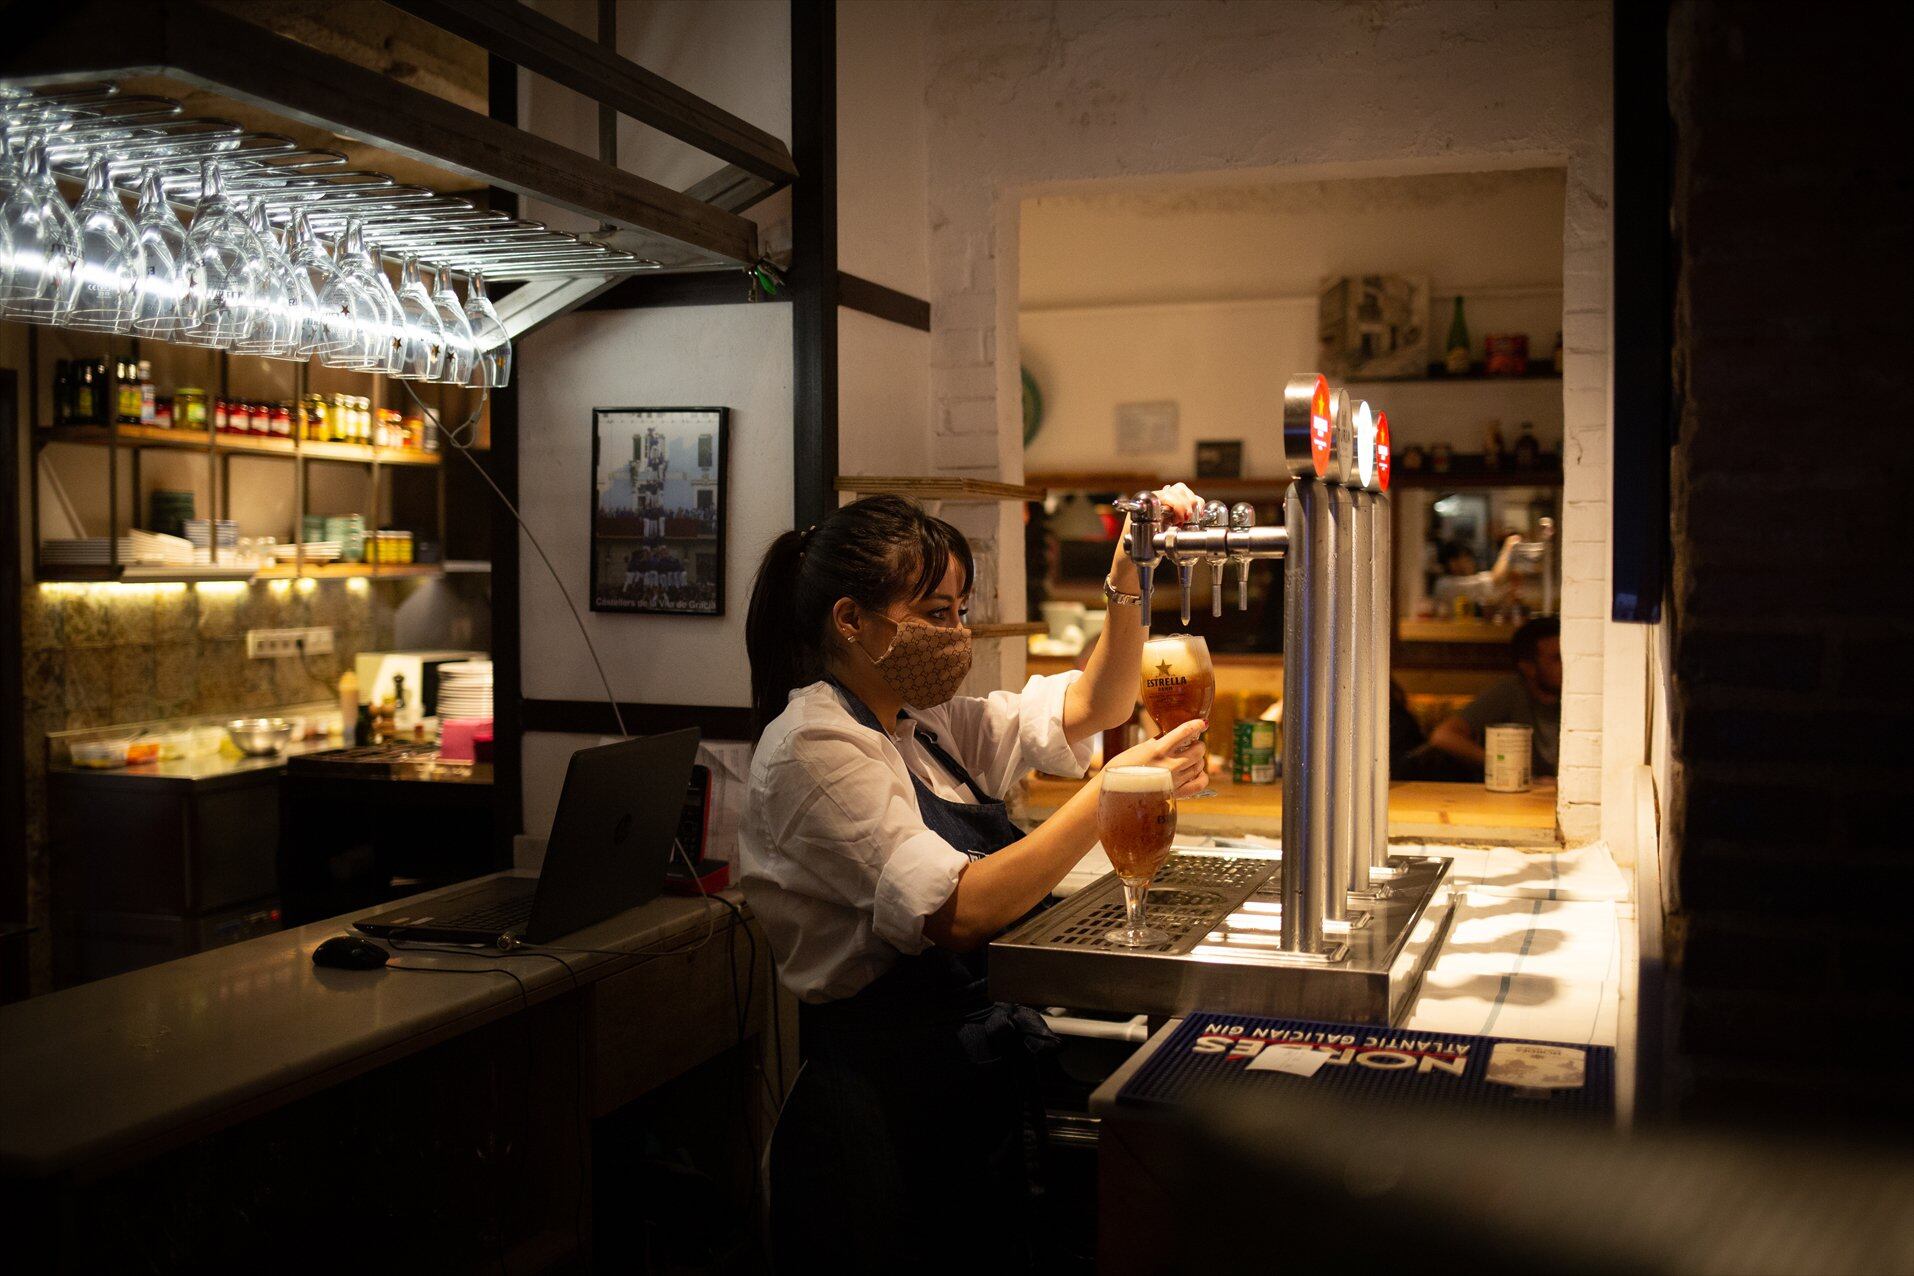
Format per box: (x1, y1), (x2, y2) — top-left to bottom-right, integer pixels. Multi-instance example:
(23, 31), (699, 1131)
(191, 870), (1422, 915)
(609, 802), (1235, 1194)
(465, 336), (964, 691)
(837, 475), (1046, 502)
(374, 447), (441, 466)
(1024, 472), (1158, 493)
(300, 441), (378, 463)
(35, 424), (214, 451)
(217, 433), (298, 456)
(970, 622), (1047, 639)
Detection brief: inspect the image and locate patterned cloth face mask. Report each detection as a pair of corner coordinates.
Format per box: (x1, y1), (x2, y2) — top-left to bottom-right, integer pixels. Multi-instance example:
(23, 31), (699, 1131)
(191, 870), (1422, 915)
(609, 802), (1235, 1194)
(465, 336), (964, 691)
(863, 614), (973, 708)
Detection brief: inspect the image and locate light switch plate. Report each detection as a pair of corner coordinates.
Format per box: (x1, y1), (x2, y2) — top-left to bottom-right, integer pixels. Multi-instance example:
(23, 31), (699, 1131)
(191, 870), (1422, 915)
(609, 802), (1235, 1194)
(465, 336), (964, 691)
(246, 627), (334, 659)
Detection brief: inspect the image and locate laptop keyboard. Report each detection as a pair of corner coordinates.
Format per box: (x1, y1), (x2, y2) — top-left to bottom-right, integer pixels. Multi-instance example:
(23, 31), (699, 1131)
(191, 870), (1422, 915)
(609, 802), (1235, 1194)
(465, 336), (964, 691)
(437, 896), (535, 933)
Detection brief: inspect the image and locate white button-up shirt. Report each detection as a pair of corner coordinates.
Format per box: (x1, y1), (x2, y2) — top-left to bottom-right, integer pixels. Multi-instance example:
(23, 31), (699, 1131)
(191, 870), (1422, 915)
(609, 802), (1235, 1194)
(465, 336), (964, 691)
(739, 672), (1094, 1004)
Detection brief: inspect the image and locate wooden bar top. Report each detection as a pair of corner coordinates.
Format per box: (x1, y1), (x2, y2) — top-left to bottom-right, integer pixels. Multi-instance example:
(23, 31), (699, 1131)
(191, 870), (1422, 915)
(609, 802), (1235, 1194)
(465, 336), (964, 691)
(1020, 773), (1558, 845)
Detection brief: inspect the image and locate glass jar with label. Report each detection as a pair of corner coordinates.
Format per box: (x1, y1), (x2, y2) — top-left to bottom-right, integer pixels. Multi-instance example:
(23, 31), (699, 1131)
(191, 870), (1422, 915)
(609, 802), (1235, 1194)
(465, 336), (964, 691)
(301, 393), (327, 441)
(174, 388), (208, 432)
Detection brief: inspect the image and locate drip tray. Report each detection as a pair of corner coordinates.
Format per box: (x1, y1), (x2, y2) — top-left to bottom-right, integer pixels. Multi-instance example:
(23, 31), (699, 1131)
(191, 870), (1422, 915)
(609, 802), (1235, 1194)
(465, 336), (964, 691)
(990, 850), (1454, 1027)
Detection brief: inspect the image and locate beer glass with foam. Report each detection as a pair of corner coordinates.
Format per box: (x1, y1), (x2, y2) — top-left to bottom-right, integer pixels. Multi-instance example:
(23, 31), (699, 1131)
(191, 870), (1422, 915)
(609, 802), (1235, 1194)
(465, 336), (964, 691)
(1140, 632), (1216, 796)
(1100, 765), (1177, 946)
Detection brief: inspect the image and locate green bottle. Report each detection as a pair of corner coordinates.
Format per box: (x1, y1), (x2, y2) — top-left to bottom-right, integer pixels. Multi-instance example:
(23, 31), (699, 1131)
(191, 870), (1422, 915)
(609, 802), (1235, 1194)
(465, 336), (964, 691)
(1445, 296), (1471, 374)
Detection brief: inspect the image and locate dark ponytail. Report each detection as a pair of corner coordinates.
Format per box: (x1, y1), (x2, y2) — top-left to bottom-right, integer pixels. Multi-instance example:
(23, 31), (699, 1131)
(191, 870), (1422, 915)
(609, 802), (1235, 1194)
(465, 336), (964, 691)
(746, 495), (974, 735)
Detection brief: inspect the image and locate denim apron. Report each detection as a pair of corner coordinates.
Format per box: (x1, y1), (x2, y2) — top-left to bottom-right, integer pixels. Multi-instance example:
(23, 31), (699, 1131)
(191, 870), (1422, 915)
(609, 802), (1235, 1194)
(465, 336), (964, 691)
(768, 679), (1056, 1273)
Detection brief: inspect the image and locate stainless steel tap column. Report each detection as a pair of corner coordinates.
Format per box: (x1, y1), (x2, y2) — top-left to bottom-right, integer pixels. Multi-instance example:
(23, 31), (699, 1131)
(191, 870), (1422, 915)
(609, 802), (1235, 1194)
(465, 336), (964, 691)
(1349, 399), (1380, 893)
(1370, 410), (1396, 873)
(1278, 373), (1335, 953)
(1280, 479), (1330, 954)
(1324, 394), (1358, 924)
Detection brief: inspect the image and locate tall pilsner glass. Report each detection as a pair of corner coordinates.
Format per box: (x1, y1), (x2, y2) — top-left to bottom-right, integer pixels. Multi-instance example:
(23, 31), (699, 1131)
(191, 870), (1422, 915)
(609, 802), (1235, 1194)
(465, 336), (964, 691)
(1140, 632), (1217, 796)
(1100, 765), (1177, 947)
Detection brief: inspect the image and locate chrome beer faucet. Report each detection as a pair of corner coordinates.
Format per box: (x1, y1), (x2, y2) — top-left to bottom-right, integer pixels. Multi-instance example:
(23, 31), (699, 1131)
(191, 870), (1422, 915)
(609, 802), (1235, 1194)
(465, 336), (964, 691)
(1114, 492), (1290, 631)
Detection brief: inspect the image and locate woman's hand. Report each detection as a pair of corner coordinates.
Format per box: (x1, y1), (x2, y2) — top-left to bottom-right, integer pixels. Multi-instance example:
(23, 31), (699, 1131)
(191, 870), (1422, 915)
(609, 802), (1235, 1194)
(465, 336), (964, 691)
(1150, 482), (1207, 527)
(1107, 718), (1209, 799)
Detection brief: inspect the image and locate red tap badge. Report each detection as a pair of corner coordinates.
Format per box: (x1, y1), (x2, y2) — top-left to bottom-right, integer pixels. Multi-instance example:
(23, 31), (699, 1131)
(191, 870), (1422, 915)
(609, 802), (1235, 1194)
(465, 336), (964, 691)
(1375, 411), (1392, 491)
(1309, 375), (1331, 477)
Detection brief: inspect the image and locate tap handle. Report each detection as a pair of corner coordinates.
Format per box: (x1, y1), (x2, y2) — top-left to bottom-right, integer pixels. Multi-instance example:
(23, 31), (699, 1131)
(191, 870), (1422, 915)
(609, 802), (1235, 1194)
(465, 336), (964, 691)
(1229, 504), (1256, 610)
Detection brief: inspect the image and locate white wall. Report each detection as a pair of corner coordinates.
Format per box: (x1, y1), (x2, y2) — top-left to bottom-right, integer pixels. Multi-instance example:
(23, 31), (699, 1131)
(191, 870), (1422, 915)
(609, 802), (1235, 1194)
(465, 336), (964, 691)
(517, 302), (793, 707)
(837, 1), (934, 483)
(923, 0), (1616, 841)
(515, 2), (795, 829)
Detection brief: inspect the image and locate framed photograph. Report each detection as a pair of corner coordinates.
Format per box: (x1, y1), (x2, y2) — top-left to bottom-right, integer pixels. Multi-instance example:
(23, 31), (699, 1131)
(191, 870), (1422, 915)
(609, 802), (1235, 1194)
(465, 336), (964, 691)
(1317, 274), (1430, 380)
(1194, 439), (1244, 479)
(590, 407), (728, 616)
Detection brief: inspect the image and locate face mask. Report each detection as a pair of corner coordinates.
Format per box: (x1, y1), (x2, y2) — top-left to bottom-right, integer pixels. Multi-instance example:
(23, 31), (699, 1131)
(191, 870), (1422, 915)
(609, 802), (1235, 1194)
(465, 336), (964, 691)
(862, 615), (973, 708)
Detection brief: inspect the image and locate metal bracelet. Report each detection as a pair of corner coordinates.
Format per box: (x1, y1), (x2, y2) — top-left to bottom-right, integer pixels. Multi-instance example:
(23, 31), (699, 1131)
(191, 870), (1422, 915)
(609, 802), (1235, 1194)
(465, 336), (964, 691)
(1103, 575), (1142, 608)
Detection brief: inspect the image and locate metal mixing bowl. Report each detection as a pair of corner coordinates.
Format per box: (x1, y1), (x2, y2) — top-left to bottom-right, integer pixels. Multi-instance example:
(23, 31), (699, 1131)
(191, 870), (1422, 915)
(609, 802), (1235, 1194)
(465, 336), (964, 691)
(227, 718), (294, 756)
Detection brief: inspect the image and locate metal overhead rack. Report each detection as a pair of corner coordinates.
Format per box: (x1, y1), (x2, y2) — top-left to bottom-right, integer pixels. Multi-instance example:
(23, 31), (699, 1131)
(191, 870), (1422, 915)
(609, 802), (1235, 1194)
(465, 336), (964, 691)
(0, 0), (793, 281)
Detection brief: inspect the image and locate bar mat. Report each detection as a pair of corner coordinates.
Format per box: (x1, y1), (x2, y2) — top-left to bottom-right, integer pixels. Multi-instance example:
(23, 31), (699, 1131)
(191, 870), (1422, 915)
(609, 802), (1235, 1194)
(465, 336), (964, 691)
(1118, 1011), (1614, 1121)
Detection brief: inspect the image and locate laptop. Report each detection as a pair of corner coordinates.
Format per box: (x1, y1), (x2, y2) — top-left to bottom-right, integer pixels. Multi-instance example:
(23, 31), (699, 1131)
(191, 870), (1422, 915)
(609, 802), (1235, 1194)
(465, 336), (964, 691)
(354, 728), (700, 946)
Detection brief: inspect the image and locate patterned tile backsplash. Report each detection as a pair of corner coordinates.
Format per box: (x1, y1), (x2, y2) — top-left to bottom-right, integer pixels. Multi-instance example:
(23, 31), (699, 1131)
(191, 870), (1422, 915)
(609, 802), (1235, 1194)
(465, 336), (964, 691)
(16, 577), (423, 995)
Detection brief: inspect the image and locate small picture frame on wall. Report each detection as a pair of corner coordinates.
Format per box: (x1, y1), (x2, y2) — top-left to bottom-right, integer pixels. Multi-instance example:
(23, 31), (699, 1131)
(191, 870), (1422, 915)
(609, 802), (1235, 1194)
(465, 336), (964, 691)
(1195, 439), (1244, 479)
(590, 407), (728, 616)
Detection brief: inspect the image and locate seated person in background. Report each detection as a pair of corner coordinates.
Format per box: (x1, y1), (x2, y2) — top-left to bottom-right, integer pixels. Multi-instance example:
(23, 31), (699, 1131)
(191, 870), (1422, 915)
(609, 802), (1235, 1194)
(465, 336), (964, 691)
(1408, 617), (1561, 780)
(1430, 533), (1521, 612)
(1389, 678), (1425, 771)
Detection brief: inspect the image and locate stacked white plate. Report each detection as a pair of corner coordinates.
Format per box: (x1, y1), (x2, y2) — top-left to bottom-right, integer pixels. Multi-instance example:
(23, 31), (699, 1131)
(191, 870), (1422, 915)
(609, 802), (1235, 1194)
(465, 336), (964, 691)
(435, 660), (494, 721)
(268, 541), (343, 563)
(41, 530), (194, 565)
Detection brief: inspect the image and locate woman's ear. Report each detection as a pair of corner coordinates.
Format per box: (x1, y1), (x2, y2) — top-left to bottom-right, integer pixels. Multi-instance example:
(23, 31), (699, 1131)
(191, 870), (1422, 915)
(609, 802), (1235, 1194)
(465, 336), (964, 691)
(830, 596), (862, 647)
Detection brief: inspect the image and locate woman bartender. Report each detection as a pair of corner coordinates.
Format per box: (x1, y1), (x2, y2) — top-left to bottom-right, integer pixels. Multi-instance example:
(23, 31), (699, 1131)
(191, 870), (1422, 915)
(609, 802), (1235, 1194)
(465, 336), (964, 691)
(741, 490), (1208, 1270)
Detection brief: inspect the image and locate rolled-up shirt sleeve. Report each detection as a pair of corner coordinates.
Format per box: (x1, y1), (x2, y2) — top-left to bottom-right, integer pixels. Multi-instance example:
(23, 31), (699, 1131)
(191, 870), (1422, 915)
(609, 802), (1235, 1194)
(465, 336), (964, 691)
(936, 669), (1095, 798)
(761, 724), (970, 955)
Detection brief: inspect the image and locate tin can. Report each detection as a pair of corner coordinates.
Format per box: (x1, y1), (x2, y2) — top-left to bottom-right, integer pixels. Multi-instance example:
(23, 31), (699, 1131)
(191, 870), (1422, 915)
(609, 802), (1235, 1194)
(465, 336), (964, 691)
(1233, 719), (1277, 785)
(1484, 723), (1532, 792)
(1484, 333), (1529, 376)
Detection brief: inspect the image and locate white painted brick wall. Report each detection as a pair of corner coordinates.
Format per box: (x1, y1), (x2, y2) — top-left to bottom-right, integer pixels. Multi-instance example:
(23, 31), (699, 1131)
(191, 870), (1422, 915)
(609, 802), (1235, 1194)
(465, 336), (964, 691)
(920, 0), (1615, 840)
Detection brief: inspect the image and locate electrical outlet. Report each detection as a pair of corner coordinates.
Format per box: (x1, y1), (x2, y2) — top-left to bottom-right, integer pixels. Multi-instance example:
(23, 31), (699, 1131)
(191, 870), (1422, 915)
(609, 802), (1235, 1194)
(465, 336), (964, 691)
(246, 627), (335, 659)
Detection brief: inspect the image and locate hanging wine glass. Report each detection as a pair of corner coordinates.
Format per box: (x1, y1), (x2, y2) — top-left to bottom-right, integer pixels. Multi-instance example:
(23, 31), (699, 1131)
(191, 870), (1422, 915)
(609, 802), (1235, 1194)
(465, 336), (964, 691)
(392, 254), (446, 381)
(63, 155), (138, 333)
(176, 159), (261, 348)
(314, 216), (395, 371)
(129, 168), (188, 337)
(272, 208), (325, 360)
(461, 270), (511, 389)
(0, 127), (19, 299)
(0, 137), (81, 324)
(234, 203), (302, 359)
(426, 264), (478, 388)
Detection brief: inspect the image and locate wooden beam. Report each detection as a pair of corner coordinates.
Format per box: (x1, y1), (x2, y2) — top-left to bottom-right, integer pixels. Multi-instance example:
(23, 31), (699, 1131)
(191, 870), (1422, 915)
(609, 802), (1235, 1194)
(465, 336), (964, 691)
(0, 0), (759, 268)
(386, 0), (798, 186)
(838, 273), (931, 332)
(790, 0), (839, 529)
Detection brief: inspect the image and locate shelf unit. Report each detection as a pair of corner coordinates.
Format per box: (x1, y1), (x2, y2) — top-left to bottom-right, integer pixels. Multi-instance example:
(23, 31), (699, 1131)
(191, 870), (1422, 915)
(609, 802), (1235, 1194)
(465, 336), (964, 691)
(22, 323), (474, 585)
(836, 475), (1047, 502)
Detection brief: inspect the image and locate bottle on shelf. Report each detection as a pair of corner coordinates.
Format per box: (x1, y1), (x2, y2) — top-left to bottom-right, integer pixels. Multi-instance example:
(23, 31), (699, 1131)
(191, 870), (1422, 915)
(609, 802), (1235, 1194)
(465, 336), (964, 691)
(138, 360), (156, 425)
(1513, 421), (1540, 468)
(1484, 419), (1505, 469)
(1552, 330), (1565, 373)
(1445, 297), (1472, 375)
(115, 360), (142, 425)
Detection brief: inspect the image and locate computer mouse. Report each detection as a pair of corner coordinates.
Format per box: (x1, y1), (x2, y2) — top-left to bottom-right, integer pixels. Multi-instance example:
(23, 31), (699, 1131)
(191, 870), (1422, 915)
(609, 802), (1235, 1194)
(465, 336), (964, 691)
(312, 934), (390, 970)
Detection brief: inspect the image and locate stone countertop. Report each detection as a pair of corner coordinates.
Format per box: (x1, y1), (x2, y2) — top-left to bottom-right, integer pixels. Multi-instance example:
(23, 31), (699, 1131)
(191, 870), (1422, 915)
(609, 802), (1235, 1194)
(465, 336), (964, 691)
(47, 735), (340, 788)
(0, 874), (736, 1180)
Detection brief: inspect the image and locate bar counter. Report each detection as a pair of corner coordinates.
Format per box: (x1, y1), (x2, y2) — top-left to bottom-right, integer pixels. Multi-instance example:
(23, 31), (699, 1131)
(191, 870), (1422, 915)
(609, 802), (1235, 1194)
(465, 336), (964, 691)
(1021, 773), (1559, 845)
(0, 873), (778, 1268)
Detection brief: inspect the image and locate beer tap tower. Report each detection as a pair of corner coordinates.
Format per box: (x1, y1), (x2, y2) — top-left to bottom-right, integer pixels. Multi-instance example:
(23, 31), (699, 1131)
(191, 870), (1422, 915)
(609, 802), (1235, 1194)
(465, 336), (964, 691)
(990, 373), (1455, 1025)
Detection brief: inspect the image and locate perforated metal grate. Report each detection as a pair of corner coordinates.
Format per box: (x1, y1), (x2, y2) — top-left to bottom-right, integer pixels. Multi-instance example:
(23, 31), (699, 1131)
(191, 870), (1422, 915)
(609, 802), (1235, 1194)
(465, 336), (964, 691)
(1011, 853), (1279, 954)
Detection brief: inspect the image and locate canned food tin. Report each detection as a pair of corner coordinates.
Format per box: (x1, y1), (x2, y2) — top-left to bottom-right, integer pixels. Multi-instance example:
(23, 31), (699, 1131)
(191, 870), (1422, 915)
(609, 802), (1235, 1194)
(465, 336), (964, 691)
(1234, 718), (1277, 785)
(1484, 723), (1533, 792)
